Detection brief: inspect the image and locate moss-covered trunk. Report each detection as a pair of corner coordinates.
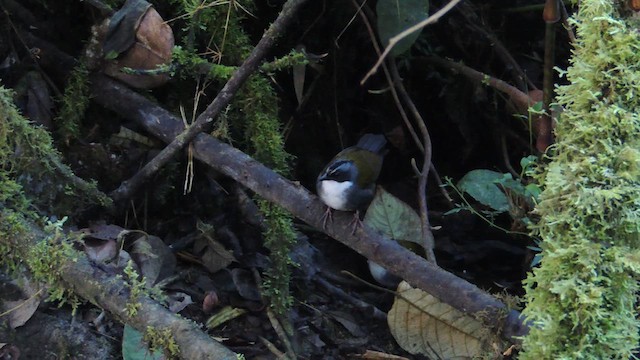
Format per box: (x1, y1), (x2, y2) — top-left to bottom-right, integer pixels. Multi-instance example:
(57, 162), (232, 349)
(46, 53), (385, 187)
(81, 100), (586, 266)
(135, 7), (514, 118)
(521, 1), (640, 358)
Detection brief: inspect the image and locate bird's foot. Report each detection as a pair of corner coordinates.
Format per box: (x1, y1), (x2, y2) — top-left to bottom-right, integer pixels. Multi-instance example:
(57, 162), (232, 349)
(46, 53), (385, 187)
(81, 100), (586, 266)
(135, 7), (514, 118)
(321, 206), (334, 230)
(349, 210), (364, 234)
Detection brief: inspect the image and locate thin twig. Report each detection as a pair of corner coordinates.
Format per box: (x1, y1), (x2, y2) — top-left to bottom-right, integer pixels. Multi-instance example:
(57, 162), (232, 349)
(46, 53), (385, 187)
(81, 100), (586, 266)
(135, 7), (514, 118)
(388, 60), (437, 264)
(361, 0), (462, 85)
(110, 0), (310, 204)
(266, 308), (296, 359)
(501, 133), (520, 179)
(350, 0), (422, 151)
(353, 0), (453, 206)
(259, 336), (289, 360)
(424, 55), (535, 112)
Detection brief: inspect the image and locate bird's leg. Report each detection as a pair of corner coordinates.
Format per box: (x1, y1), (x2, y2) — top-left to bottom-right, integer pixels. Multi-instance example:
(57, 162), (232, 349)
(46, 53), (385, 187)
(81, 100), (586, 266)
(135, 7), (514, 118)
(349, 210), (365, 234)
(321, 206), (334, 230)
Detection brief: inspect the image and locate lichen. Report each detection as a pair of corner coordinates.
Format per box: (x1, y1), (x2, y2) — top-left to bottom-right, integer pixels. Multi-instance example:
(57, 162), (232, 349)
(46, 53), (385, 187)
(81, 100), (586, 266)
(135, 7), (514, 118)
(521, 1), (640, 358)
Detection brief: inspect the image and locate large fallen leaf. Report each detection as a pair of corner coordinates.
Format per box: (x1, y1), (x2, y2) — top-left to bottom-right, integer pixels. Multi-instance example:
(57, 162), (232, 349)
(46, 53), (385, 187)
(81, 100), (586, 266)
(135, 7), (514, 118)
(130, 235), (176, 286)
(388, 281), (488, 359)
(364, 188), (421, 245)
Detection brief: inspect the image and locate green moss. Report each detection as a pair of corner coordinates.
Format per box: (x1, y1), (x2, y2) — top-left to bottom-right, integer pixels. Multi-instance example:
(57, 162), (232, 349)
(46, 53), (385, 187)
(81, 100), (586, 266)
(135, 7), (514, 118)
(170, 0), (298, 315)
(521, 1), (640, 358)
(0, 82), (101, 310)
(123, 260), (145, 317)
(145, 326), (180, 358)
(0, 85), (111, 216)
(239, 75), (296, 315)
(260, 50), (308, 74)
(0, 213), (81, 315)
(257, 199), (297, 314)
(55, 63), (90, 144)
(241, 76), (292, 175)
(168, 0), (253, 62)
(0, 209), (31, 273)
(23, 217), (83, 313)
(172, 46), (307, 81)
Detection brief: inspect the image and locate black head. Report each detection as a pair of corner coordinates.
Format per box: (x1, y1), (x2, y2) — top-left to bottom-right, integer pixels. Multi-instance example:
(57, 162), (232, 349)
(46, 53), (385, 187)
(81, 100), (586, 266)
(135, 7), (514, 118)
(318, 160), (356, 183)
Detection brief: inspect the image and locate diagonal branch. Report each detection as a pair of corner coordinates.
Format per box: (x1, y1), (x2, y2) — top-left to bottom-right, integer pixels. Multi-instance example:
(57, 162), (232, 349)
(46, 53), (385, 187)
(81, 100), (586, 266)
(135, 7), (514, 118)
(90, 74), (529, 343)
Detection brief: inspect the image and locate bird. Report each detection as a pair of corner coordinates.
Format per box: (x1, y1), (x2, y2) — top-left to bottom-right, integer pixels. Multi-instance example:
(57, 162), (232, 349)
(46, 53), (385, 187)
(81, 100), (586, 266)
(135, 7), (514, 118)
(316, 133), (386, 230)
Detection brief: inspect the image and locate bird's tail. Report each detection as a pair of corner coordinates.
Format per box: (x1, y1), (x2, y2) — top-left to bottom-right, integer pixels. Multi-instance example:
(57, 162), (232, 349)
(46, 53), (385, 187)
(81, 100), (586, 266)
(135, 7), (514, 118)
(356, 133), (387, 154)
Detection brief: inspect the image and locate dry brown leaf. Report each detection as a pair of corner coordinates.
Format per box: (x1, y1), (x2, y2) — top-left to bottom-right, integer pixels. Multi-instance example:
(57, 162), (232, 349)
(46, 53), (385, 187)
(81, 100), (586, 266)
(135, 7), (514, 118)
(130, 235), (176, 286)
(388, 281), (489, 359)
(1, 276), (43, 329)
(200, 240), (236, 274)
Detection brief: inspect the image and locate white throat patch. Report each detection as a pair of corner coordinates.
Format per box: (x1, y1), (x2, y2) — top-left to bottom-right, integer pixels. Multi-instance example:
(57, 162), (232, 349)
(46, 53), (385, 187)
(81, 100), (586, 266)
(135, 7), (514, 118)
(318, 180), (353, 211)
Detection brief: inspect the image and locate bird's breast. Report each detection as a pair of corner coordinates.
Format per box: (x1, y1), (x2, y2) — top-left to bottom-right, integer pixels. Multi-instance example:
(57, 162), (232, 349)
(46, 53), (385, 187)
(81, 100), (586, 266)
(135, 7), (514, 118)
(317, 180), (354, 211)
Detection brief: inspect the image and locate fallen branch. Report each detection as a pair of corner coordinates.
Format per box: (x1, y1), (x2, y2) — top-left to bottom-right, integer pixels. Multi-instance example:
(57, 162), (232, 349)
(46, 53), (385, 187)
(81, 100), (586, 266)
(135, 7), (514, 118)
(88, 74), (529, 343)
(3, 216), (238, 360)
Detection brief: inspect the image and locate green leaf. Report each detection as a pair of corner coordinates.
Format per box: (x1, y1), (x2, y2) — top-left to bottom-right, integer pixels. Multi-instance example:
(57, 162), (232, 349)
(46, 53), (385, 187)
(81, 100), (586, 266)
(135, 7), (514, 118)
(376, 0), (430, 57)
(122, 324), (164, 360)
(496, 173), (526, 196)
(520, 155), (538, 172)
(457, 169), (509, 212)
(529, 101), (544, 113)
(525, 183), (542, 200)
(364, 188), (422, 245)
